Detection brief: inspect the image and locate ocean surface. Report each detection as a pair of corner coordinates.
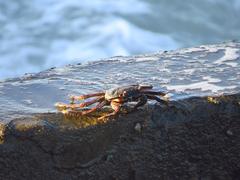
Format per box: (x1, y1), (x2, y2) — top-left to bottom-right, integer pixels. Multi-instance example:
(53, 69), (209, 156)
(0, 0), (240, 79)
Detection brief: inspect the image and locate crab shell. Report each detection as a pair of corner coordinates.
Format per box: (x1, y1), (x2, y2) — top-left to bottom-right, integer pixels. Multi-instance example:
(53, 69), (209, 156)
(104, 84), (152, 101)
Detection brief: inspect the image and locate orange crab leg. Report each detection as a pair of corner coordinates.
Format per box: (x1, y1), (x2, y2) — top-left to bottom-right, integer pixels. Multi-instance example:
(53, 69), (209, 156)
(68, 96), (106, 109)
(78, 96), (105, 108)
(55, 96), (105, 110)
(98, 101), (121, 120)
(81, 100), (108, 115)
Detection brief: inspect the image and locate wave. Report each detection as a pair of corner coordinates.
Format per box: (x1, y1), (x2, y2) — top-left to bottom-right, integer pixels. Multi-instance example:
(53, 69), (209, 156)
(0, 0), (239, 79)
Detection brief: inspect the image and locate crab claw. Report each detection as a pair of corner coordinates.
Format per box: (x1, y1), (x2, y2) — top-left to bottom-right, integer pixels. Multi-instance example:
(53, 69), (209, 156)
(69, 95), (75, 103)
(60, 109), (70, 114)
(55, 102), (68, 111)
(55, 102), (72, 114)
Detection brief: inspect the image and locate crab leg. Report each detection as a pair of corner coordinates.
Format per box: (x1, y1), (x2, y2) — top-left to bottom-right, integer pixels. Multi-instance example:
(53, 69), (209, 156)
(146, 95), (168, 105)
(70, 92), (105, 101)
(55, 96), (105, 110)
(81, 100), (108, 115)
(142, 91), (166, 96)
(66, 96), (106, 109)
(133, 95), (148, 110)
(98, 101), (121, 120)
(77, 96), (105, 108)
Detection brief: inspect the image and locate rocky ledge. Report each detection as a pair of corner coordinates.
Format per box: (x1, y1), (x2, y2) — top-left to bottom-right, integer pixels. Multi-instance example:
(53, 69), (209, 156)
(0, 42), (240, 180)
(0, 93), (239, 180)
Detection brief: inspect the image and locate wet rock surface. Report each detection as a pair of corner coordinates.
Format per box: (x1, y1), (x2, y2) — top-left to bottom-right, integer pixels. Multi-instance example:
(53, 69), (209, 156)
(0, 41), (239, 122)
(0, 93), (239, 180)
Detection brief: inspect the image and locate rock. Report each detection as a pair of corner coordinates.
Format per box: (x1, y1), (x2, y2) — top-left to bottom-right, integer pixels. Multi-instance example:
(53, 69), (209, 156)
(134, 123), (141, 133)
(0, 93), (238, 179)
(0, 42), (240, 179)
(226, 129), (233, 136)
(106, 154), (113, 162)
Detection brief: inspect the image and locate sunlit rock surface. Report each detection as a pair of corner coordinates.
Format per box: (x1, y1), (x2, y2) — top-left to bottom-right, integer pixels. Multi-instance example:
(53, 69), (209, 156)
(0, 42), (239, 179)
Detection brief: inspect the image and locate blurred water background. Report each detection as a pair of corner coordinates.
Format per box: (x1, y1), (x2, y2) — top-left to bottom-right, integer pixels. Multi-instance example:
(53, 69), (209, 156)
(0, 0), (239, 79)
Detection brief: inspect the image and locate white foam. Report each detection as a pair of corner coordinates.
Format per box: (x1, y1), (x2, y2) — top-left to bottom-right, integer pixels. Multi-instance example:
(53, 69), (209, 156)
(178, 47), (205, 54)
(214, 47), (239, 66)
(202, 76), (221, 83)
(135, 56), (161, 62)
(179, 45), (222, 55)
(207, 46), (220, 53)
(1, 0), (240, 80)
(166, 82), (236, 93)
(183, 69), (195, 75)
(166, 75), (235, 93)
(46, 18), (178, 65)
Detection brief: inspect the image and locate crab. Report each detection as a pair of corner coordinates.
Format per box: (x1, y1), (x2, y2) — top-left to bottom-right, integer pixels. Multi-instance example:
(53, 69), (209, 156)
(55, 84), (168, 120)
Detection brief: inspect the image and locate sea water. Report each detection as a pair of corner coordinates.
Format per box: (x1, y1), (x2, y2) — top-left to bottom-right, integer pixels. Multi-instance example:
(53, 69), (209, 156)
(0, 0), (240, 79)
